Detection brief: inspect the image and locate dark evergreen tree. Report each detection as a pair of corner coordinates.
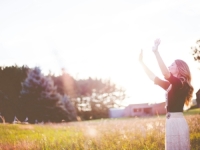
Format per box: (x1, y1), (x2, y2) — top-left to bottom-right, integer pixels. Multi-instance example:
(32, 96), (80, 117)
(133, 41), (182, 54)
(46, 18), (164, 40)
(0, 65), (28, 123)
(20, 67), (77, 123)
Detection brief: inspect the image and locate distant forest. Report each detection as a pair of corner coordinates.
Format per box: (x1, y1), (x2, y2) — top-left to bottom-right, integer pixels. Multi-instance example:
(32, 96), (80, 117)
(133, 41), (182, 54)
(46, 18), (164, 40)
(0, 65), (126, 123)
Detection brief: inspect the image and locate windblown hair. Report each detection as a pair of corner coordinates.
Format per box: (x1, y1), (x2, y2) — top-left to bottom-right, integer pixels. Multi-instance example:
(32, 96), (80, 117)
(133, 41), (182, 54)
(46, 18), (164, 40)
(175, 59), (194, 106)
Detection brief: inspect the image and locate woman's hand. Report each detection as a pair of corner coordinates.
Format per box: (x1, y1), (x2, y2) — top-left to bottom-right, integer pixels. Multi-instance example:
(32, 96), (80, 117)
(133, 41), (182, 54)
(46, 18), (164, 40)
(139, 49), (143, 63)
(152, 39), (161, 52)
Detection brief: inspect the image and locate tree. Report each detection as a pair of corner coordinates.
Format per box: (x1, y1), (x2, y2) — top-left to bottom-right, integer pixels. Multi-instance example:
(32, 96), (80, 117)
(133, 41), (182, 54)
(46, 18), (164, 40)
(47, 69), (126, 120)
(191, 39), (200, 107)
(88, 79), (126, 119)
(74, 78), (126, 120)
(52, 69), (77, 98)
(20, 67), (77, 123)
(191, 39), (200, 62)
(0, 65), (28, 123)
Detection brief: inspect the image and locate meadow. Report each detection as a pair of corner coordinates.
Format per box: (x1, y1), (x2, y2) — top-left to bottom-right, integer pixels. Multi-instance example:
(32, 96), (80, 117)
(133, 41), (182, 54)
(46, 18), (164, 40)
(0, 109), (199, 150)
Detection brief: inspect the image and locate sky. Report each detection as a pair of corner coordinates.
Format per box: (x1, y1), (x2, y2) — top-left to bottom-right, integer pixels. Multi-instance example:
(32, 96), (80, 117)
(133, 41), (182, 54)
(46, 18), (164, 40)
(1, 0), (200, 105)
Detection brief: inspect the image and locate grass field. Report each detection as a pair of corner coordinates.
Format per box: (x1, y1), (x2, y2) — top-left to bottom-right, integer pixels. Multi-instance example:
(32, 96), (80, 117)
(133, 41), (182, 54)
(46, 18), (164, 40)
(0, 108), (200, 150)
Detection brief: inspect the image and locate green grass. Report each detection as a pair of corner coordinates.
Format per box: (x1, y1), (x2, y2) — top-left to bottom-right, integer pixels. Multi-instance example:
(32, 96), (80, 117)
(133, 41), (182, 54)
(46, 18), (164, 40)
(0, 109), (199, 150)
(184, 108), (200, 115)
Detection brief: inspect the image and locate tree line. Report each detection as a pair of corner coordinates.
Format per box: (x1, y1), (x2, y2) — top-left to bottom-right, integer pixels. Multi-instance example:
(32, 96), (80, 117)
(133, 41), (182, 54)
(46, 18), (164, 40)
(0, 66), (126, 123)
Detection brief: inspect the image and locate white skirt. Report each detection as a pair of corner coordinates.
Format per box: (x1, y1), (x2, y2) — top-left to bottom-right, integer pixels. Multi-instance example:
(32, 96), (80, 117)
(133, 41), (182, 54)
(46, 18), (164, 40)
(165, 112), (190, 150)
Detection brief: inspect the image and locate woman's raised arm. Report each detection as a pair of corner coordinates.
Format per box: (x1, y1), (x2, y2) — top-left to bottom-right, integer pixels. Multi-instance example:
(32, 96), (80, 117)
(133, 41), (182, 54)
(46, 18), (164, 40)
(139, 49), (156, 81)
(152, 39), (170, 79)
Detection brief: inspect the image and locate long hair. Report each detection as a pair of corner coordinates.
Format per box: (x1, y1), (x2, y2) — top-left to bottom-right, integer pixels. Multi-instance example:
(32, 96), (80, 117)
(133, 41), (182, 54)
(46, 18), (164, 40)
(175, 59), (194, 106)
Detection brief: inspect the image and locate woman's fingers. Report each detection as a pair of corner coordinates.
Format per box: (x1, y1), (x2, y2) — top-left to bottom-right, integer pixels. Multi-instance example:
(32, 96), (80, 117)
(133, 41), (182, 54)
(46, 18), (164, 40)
(155, 39), (161, 45)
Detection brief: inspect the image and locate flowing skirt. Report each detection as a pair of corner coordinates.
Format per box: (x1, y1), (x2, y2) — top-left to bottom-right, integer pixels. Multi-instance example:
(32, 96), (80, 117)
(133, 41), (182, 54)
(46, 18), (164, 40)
(165, 112), (190, 150)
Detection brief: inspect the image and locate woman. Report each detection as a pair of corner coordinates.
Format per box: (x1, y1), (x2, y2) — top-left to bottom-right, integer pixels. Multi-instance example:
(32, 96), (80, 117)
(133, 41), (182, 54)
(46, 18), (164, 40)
(139, 39), (193, 150)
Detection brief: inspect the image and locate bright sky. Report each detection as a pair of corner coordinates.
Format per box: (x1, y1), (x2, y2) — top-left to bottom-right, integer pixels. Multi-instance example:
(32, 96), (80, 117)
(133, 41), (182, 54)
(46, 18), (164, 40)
(1, 0), (200, 105)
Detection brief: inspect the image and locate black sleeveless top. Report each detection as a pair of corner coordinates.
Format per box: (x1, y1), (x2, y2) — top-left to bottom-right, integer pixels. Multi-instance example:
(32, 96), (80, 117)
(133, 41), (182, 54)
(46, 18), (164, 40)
(154, 73), (188, 112)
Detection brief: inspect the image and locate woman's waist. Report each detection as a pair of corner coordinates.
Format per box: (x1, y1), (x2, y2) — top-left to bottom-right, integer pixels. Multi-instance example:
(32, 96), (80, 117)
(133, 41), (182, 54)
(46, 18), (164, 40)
(166, 104), (184, 112)
(166, 112), (184, 119)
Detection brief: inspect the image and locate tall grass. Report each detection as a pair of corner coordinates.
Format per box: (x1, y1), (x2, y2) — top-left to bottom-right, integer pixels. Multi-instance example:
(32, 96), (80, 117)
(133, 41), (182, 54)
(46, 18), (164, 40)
(0, 109), (200, 150)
